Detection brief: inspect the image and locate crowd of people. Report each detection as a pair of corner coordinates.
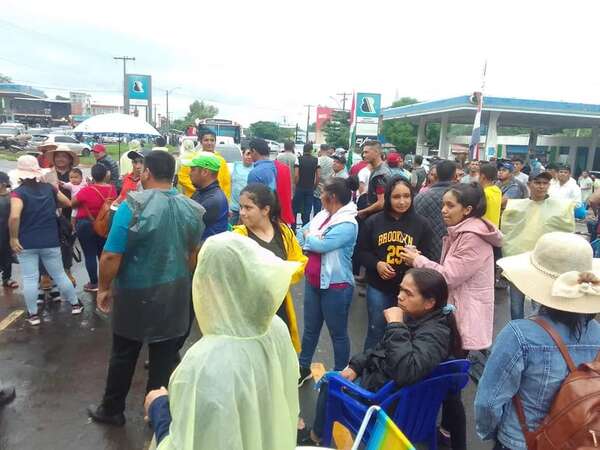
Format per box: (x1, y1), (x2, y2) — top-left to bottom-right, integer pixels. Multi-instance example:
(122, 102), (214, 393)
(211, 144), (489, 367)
(1, 129), (600, 450)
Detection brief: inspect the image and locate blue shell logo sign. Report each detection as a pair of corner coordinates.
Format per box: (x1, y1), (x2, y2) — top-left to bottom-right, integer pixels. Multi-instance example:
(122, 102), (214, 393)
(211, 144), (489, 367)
(127, 74), (151, 100)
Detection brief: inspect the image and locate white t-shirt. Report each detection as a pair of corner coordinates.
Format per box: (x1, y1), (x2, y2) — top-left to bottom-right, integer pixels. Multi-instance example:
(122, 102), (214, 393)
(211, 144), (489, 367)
(514, 172), (529, 185)
(549, 177), (582, 203)
(358, 166), (371, 194)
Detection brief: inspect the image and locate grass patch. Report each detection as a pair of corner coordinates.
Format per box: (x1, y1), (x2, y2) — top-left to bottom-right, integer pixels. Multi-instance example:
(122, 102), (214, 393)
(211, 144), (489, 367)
(0, 144), (177, 166)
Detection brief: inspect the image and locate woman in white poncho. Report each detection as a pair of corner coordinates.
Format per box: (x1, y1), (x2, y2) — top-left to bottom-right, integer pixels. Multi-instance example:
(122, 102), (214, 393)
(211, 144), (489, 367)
(144, 232), (300, 450)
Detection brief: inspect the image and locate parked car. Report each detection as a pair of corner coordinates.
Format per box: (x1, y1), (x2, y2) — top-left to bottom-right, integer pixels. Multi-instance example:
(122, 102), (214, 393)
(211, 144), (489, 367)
(216, 143), (243, 173)
(0, 126), (31, 151)
(42, 134), (91, 156)
(265, 139), (281, 153)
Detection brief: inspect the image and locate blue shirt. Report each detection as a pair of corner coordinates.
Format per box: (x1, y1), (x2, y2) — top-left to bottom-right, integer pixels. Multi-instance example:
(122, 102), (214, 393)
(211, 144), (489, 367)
(191, 181), (229, 240)
(475, 315), (600, 449)
(230, 161), (253, 212)
(12, 182), (60, 249)
(104, 202), (134, 254)
(247, 159), (276, 191)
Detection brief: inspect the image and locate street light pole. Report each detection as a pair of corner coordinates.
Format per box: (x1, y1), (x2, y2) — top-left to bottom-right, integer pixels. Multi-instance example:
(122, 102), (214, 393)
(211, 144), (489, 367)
(113, 56), (135, 114)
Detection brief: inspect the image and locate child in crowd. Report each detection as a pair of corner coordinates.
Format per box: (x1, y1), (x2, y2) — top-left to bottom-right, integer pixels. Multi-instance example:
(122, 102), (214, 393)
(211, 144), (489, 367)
(59, 168), (87, 226)
(0, 172), (17, 289)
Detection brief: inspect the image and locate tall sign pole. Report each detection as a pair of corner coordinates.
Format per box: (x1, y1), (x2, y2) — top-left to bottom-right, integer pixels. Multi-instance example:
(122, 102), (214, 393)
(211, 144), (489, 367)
(113, 56), (135, 114)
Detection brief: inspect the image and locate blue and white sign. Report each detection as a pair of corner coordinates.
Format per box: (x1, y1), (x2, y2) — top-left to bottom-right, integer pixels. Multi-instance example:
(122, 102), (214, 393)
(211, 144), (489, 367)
(356, 93), (381, 118)
(127, 74), (151, 100)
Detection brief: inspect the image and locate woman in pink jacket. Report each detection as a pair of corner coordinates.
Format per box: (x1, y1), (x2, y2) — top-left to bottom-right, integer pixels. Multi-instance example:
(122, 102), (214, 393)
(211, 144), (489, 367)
(402, 182), (502, 450)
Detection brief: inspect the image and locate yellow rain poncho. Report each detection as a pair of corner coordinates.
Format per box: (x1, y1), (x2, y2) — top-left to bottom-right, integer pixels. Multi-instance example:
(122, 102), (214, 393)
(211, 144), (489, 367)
(119, 139), (142, 175)
(157, 232), (300, 450)
(501, 197), (575, 257)
(233, 223), (308, 352)
(177, 146), (231, 199)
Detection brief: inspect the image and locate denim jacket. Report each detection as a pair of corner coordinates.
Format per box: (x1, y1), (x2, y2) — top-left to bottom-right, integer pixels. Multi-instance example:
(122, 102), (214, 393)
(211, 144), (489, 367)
(475, 315), (600, 449)
(296, 203), (358, 289)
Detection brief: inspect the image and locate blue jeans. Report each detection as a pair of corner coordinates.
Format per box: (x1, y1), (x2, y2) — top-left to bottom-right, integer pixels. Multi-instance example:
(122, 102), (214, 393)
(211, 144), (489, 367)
(293, 188), (314, 227)
(18, 247), (78, 314)
(364, 285), (397, 352)
(509, 281), (538, 320)
(299, 281), (353, 371)
(76, 219), (106, 285)
(313, 196), (322, 215)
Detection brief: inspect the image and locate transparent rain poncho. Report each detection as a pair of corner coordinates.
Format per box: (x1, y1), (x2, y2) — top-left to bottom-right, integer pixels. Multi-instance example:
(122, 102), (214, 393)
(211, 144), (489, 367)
(157, 232), (301, 450)
(501, 197), (575, 257)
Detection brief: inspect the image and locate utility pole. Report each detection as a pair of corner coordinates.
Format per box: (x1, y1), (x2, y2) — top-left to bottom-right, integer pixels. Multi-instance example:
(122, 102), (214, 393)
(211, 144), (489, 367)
(304, 105), (314, 143)
(113, 56), (135, 114)
(336, 92), (352, 111)
(165, 87), (180, 129)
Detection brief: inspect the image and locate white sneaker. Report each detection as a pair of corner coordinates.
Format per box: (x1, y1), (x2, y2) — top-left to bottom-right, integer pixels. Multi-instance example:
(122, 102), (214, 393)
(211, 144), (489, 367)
(71, 301), (84, 315)
(27, 314), (41, 326)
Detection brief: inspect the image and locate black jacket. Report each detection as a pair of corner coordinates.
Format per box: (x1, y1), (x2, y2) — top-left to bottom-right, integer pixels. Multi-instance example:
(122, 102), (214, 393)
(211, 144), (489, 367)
(348, 309), (451, 392)
(358, 210), (434, 295)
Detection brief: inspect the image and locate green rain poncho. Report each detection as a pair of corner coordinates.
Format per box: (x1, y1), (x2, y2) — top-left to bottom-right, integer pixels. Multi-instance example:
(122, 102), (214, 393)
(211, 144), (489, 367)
(157, 232), (301, 450)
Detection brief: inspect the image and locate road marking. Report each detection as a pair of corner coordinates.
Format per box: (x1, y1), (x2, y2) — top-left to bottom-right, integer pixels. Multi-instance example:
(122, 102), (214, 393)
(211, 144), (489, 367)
(0, 310), (24, 332)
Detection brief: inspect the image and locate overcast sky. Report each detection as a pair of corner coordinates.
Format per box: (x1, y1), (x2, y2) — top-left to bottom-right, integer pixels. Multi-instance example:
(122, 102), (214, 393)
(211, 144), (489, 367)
(2, 0), (599, 127)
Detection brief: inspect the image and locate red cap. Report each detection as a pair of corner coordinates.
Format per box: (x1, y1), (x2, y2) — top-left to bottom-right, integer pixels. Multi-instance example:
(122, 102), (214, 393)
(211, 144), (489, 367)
(386, 152), (401, 167)
(92, 144), (106, 154)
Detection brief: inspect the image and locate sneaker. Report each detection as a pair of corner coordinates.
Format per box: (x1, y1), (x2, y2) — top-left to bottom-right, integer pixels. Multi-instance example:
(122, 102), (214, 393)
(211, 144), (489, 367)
(71, 301), (84, 315)
(87, 404), (125, 427)
(297, 427), (318, 446)
(49, 291), (61, 302)
(27, 314), (41, 326)
(298, 366), (312, 388)
(84, 283), (98, 292)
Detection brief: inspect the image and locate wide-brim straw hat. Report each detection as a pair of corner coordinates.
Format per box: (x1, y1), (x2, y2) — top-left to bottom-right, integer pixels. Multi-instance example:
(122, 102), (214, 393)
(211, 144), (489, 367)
(498, 231), (600, 314)
(44, 144), (80, 167)
(12, 154), (44, 181)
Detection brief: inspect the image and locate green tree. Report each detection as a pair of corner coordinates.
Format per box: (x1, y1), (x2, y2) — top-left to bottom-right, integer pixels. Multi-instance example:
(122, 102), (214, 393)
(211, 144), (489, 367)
(248, 121), (281, 141)
(382, 97), (419, 154)
(170, 100), (218, 131)
(0, 74), (11, 83)
(323, 110), (350, 148)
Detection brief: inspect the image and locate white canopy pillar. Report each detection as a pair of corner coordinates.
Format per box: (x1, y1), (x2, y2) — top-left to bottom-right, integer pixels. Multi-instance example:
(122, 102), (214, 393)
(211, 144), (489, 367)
(416, 117), (427, 155)
(569, 145), (577, 173)
(484, 111), (500, 161)
(438, 113), (449, 159)
(587, 125), (599, 171)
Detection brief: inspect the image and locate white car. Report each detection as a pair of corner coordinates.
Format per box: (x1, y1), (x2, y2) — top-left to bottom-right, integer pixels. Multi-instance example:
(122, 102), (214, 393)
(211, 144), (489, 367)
(42, 134), (91, 156)
(216, 144), (243, 173)
(265, 140), (281, 153)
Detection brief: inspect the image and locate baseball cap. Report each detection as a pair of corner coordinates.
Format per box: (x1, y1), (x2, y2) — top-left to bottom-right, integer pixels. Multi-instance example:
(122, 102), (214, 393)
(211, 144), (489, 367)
(92, 143), (106, 154)
(332, 154), (346, 165)
(529, 171), (553, 182)
(183, 152), (221, 172)
(127, 150), (144, 160)
(386, 152), (401, 167)
(498, 161), (514, 172)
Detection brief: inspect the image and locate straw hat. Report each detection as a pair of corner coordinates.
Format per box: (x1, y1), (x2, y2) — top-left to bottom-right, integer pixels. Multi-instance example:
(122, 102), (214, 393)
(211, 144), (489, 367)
(45, 144), (80, 167)
(498, 232), (600, 314)
(12, 155), (44, 181)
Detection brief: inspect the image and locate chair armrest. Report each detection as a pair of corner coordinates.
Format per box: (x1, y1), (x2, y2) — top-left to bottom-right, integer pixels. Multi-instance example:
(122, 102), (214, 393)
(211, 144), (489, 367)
(325, 372), (377, 402)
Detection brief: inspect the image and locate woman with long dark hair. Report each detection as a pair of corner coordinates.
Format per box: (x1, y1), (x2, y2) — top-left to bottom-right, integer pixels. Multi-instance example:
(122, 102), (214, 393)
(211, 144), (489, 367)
(402, 182), (503, 450)
(233, 183), (307, 352)
(359, 176), (434, 351)
(298, 268), (462, 446)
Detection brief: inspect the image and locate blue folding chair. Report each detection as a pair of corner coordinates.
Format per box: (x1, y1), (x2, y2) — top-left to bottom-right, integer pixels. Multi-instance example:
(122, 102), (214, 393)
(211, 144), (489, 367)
(321, 359), (470, 449)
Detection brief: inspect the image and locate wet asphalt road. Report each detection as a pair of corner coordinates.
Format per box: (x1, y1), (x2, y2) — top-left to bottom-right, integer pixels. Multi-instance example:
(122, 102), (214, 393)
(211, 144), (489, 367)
(0, 251), (531, 450)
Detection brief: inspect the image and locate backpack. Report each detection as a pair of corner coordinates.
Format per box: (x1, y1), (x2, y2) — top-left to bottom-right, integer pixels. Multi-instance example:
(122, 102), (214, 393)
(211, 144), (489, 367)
(512, 317), (600, 450)
(83, 186), (116, 238)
